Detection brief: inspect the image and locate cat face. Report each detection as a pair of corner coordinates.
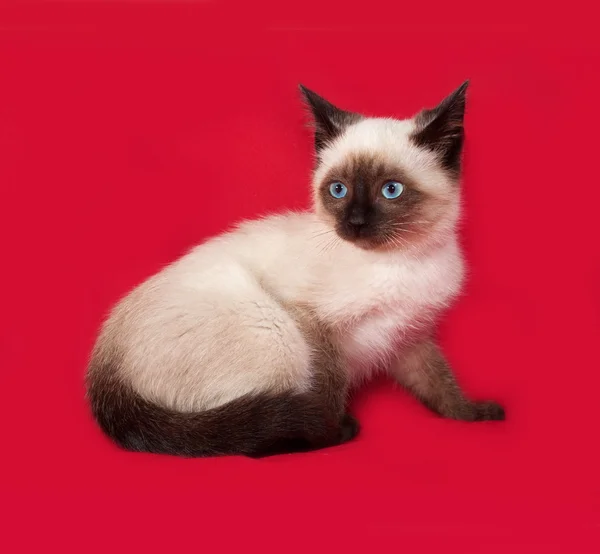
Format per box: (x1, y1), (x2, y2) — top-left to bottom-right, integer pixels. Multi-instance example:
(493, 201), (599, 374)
(301, 84), (467, 252)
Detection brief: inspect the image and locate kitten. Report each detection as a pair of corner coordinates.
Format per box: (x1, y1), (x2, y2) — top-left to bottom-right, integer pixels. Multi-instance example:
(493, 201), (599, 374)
(86, 82), (505, 458)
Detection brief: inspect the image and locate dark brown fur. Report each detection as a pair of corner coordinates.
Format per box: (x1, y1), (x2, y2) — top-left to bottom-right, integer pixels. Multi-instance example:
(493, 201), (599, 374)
(396, 339), (505, 421)
(299, 84), (362, 154)
(317, 153), (448, 250)
(411, 81), (469, 174)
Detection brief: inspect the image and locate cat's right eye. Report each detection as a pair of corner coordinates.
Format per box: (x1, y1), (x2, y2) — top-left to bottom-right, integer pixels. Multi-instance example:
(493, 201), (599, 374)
(329, 182), (348, 199)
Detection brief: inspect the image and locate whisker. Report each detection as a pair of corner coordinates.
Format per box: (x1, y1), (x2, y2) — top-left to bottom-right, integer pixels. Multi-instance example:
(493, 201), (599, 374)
(392, 227), (418, 234)
(320, 236), (341, 255)
(392, 220), (431, 226)
(310, 229), (336, 240)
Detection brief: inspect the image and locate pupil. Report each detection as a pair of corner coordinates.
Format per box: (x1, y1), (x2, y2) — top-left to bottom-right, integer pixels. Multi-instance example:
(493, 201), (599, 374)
(336, 184), (343, 194)
(388, 184), (396, 193)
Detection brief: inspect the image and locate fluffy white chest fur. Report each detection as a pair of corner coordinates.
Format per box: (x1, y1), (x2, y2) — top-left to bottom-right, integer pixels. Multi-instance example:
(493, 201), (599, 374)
(332, 245), (464, 381)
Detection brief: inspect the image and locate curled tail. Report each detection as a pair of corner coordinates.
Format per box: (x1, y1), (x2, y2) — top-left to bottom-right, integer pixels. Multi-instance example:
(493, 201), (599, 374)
(86, 359), (358, 458)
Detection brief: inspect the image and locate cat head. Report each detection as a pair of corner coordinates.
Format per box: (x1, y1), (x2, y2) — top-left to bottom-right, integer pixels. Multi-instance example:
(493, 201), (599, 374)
(300, 83), (468, 252)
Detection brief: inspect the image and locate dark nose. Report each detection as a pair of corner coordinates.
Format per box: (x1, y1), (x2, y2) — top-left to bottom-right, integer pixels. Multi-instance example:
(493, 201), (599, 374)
(345, 214), (368, 236)
(348, 213), (366, 226)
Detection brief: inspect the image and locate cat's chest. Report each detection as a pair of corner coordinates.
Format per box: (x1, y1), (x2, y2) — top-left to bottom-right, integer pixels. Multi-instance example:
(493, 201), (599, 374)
(338, 298), (434, 375)
(317, 244), (464, 375)
(317, 250), (462, 323)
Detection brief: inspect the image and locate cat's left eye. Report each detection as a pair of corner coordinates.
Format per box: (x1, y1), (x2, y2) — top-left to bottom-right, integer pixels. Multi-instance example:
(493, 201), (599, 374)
(382, 181), (404, 199)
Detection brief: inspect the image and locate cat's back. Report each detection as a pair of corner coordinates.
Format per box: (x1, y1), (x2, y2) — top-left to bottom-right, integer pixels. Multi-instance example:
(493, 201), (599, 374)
(122, 211), (319, 298)
(165, 210), (319, 272)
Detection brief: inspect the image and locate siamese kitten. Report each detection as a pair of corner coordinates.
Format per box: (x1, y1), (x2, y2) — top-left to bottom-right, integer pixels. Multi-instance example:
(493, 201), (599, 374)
(86, 82), (505, 458)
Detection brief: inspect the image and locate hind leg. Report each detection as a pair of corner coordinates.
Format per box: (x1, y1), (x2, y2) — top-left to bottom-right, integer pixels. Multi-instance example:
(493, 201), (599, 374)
(245, 312), (359, 457)
(117, 276), (358, 457)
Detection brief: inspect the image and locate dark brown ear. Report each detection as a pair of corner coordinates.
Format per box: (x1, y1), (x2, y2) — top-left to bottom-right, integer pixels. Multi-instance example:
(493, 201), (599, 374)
(411, 81), (469, 173)
(299, 85), (361, 154)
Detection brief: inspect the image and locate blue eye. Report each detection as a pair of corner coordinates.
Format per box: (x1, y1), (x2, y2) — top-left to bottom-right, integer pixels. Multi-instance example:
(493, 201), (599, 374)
(382, 181), (404, 199)
(329, 182), (348, 199)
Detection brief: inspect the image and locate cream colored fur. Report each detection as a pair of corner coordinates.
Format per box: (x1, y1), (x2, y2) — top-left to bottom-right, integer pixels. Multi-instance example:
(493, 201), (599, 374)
(96, 116), (464, 413)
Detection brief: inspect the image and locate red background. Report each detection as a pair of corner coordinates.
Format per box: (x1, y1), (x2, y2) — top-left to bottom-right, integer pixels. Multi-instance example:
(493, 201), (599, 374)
(1, 1), (599, 552)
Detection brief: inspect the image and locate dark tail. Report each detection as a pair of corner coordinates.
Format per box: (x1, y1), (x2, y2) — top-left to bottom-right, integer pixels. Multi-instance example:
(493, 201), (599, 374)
(86, 359), (357, 458)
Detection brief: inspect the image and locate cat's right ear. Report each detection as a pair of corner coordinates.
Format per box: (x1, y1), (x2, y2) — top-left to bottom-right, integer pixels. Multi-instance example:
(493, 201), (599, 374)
(299, 85), (360, 154)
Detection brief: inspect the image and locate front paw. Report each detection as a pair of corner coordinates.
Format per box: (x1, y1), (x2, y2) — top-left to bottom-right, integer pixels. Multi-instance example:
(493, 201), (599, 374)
(472, 401), (505, 421)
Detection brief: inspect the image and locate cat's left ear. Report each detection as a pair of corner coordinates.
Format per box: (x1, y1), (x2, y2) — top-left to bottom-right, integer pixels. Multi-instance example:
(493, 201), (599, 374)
(299, 85), (361, 155)
(411, 81), (469, 174)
